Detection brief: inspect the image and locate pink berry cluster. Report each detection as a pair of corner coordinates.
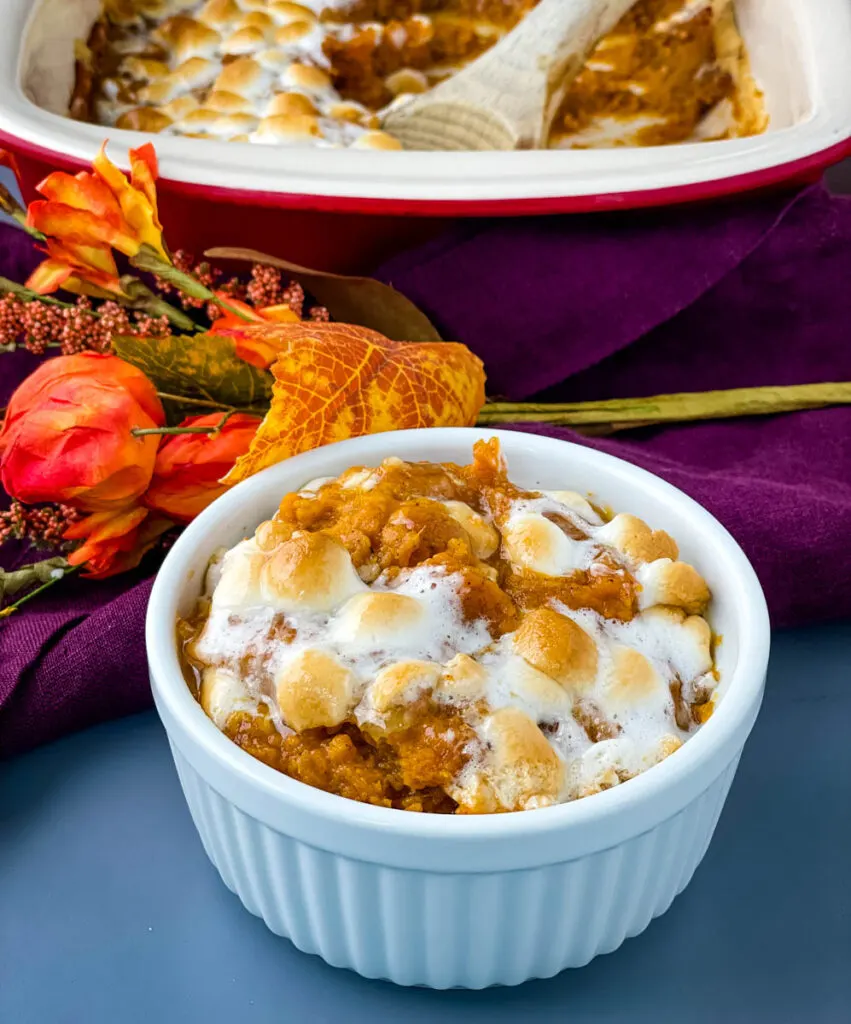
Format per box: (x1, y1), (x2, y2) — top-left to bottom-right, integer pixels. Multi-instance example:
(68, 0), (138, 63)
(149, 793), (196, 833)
(0, 500), (82, 548)
(0, 294), (170, 356)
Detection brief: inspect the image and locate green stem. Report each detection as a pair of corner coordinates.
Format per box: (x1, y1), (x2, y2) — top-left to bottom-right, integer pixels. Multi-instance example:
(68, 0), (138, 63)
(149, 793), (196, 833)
(131, 245), (253, 323)
(0, 184), (45, 240)
(119, 276), (204, 333)
(154, 392), (266, 415)
(0, 276), (104, 317)
(0, 558), (77, 618)
(478, 382), (851, 430)
(132, 409), (236, 438)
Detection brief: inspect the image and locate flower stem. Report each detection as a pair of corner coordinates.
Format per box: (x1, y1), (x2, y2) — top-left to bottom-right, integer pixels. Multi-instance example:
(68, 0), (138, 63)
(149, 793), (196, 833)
(0, 558), (77, 617)
(132, 409), (236, 438)
(0, 184), (45, 240)
(478, 382), (851, 432)
(131, 245), (253, 322)
(119, 276), (204, 332)
(154, 392), (265, 415)
(0, 276), (103, 317)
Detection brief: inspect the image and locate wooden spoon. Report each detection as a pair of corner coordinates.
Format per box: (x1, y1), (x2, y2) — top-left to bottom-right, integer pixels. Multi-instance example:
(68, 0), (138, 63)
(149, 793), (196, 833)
(381, 0), (637, 151)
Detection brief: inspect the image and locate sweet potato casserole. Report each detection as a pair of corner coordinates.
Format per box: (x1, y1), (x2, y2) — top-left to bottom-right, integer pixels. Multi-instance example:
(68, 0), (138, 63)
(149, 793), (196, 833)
(180, 440), (719, 814)
(70, 0), (765, 148)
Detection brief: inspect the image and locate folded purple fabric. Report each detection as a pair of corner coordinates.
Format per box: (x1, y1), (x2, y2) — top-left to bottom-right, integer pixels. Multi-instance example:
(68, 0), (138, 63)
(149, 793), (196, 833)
(2, 184), (850, 756)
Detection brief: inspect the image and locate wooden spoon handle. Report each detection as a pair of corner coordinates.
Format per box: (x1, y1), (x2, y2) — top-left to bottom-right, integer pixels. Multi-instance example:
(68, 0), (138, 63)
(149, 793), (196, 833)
(459, 0), (637, 144)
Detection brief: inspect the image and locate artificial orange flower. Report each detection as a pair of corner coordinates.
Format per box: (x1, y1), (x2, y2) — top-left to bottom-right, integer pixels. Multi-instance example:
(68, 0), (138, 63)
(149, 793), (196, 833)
(209, 294), (300, 368)
(0, 147), (21, 180)
(143, 412), (262, 522)
(64, 506), (173, 579)
(26, 142), (168, 291)
(0, 353), (165, 511)
(27, 237), (124, 299)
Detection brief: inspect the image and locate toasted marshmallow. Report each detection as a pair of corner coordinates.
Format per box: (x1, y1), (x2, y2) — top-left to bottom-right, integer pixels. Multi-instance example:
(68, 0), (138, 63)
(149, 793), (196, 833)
(274, 20), (320, 48)
(385, 67), (429, 96)
(221, 27), (269, 55)
(440, 501), (499, 559)
(503, 654), (572, 719)
(637, 558), (710, 614)
(604, 646), (668, 713)
(268, 1), (318, 25)
(340, 467), (380, 491)
(198, 0), (241, 30)
(175, 108), (258, 137)
(596, 513), (678, 564)
(153, 17), (222, 63)
(238, 11), (275, 33)
(369, 660), (441, 714)
(121, 56), (170, 81)
(545, 490), (603, 525)
(200, 667), (253, 728)
(116, 107), (173, 132)
(266, 90), (319, 117)
(630, 606), (713, 682)
(259, 531), (366, 613)
(328, 101), (370, 125)
(298, 474), (335, 495)
(252, 113), (323, 144)
(278, 62), (333, 97)
(331, 591), (425, 651)
(479, 707), (564, 811)
(205, 89), (254, 114)
(350, 131), (403, 150)
(650, 733), (683, 764)
(573, 736), (638, 795)
(162, 94), (201, 120)
(503, 512), (590, 576)
(512, 607), (598, 694)
(214, 57), (273, 98)
(210, 539), (266, 610)
(254, 518), (294, 552)
(274, 649), (357, 730)
(437, 653), (488, 703)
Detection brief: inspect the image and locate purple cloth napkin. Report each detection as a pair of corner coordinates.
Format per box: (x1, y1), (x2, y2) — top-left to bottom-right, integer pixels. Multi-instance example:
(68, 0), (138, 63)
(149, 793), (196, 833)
(2, 184), (850, 757)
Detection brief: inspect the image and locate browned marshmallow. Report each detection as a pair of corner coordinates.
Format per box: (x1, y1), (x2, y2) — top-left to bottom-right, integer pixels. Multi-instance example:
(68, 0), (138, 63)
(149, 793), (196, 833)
(275, 649), (357, 730)
(512, 607), (598, 695)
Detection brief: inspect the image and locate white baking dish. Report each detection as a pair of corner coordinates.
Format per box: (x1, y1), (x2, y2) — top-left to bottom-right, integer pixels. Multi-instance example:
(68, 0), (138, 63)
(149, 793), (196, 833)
(0, 0), (849, 210)
(146, 428), (770, 988)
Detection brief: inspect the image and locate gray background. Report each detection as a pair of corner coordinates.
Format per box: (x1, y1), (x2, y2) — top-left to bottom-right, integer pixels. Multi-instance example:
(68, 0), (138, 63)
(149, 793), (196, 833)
(2, 622), (850, 1023)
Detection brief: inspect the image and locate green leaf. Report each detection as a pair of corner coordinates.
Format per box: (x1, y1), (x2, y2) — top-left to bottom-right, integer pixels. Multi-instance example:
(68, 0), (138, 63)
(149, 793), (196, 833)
(113, 333), (273, 412)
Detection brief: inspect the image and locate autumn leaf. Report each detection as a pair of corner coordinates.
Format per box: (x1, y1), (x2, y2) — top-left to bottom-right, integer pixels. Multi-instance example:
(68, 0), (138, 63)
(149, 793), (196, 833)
(222, 322), (485, 485)
(205, 247), (443, 344)
(113, 332), (273, 413)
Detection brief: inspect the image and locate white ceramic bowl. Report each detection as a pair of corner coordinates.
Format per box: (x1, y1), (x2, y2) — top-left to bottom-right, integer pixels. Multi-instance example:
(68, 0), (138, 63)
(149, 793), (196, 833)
(146, 428), (770, 989)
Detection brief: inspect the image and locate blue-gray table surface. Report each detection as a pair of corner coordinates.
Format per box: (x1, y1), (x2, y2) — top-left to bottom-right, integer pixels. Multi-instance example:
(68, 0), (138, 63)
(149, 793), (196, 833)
(2, 623), (850, 1024)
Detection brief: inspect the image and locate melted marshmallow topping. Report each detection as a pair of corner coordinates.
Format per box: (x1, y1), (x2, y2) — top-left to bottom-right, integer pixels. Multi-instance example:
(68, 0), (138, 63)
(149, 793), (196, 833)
(186, 443), (718, 812)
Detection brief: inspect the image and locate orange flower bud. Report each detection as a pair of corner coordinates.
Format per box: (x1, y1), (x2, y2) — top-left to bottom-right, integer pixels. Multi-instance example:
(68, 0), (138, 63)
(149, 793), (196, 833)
(0, 353), (165, 512)
(210, 294), (299, 368)
(27, 238), (124, 299)
(64, 506), (173, 579)
(143, 413), (261, 523)
(25, 143), (168, 279)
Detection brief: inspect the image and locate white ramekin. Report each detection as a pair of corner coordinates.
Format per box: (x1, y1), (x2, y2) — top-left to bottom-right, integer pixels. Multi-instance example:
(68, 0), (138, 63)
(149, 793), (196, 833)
(146, 428), (770, 989)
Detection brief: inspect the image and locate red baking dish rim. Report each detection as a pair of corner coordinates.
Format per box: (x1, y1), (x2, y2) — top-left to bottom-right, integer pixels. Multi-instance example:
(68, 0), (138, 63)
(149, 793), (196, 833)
(2, 129), (850, 215)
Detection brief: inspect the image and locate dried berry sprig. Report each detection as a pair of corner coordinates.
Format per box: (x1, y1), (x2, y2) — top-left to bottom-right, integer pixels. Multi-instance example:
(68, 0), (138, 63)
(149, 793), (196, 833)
(0, 501), (83, 549)
(0, 292), (170, 356)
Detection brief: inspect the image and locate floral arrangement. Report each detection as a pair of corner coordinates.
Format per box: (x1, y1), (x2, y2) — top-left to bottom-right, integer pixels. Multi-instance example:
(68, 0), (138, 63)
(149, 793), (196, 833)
(1, 142), (849, 618)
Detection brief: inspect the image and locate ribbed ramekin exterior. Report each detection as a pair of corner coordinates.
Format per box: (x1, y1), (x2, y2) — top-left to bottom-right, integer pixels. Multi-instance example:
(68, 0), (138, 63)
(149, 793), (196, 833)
(169, 740), (741, 988)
